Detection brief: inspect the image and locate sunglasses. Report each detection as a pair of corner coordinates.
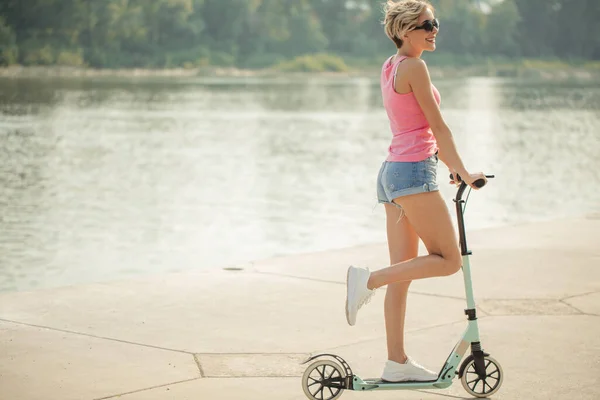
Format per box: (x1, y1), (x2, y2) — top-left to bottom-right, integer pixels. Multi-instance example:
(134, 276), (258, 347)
(414, 18), (440, 32)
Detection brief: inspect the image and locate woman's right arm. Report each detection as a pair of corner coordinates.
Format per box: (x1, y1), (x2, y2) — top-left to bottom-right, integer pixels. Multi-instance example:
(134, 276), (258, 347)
(403, 58), (486, 188)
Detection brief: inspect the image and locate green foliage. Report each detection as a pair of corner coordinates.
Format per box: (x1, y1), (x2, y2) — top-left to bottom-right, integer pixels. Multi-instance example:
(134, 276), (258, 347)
(210, 51), (236, 67)
(485, 0), (521, 56)
(431, 0), (485, 54)
(0, 0), (597, 70)
(239, 53), (286, 70)
(0, 16), (18, 65)
(56, 49), (85, 67)
(584, 61), (600, 70)
(0, 47), (18, 66)
(21, 42), (55, 66)
(163, 46), (210, 68)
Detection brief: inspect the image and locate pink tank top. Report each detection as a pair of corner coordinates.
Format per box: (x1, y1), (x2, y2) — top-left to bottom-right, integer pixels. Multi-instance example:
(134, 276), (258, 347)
(381, 55), (440, 162)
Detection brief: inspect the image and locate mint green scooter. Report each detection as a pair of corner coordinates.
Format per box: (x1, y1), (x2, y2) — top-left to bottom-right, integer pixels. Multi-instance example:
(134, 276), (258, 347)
(301, 175), (503, 399)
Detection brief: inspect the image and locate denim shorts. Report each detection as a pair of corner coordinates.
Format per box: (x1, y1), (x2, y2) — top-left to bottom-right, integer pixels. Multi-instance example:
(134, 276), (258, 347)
(376, 153), (439, 205)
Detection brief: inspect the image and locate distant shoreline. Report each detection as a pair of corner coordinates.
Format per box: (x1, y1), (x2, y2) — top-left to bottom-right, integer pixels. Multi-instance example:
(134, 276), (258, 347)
(1, 63), (598, 80)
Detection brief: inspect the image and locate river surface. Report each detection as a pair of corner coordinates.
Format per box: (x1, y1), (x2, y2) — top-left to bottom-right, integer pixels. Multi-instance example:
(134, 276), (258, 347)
(1, 75), (599, 292)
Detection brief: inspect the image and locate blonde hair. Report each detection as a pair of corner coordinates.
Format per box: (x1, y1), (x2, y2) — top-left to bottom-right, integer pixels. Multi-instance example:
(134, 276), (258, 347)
(383, 0), (434, 48)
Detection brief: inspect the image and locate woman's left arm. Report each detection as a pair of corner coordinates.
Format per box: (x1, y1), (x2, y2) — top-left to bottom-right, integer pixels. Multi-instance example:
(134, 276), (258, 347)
(437, 150), (458, 186)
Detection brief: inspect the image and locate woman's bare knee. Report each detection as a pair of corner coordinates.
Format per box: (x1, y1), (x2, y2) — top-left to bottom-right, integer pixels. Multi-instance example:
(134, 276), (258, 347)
(433, 250), (461, 276)
(444, 254), (462, 275)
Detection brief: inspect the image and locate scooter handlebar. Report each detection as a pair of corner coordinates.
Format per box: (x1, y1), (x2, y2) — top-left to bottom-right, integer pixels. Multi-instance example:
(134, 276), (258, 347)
(449, 173), (495, 188)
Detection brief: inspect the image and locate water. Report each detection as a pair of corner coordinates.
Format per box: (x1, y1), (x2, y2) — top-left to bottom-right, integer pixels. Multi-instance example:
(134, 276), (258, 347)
(1, 75), (599, 293)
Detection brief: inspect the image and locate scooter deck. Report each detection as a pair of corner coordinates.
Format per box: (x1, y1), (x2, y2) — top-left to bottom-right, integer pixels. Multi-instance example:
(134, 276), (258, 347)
(364, 378), (437, 384)
(354, 378), (451, 391)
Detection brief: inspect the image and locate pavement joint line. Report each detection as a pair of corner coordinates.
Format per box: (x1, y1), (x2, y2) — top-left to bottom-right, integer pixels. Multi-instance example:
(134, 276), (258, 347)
(409, 290), (466, 301)
(558, 299), (587, 314)
(227, 376), (300, 379)
(415, 389), (472, 399)
(476, 304), (490, 315)
(478, 297), (559, 301)
(93, 377), (201, 400)
(408, 317), (479, 333)
(255, 271), (600, 307)
(475, 313), (597, 318)
(319, 318), (468, 353)
(478, 297), (600, 317)
(478, 298), (584, 316)
(313, 312), (588, 355)
(561, 290), (600, 301)
(196, 352), (308, 356)
(253, 270), (344, 286)
(193, 354), (205, 378)
(478, 308), (490, 317)
(560, 309), (600, 317)
(253, 271), (470, 301)
(0, 318), (195, 356)
(199, 375), (302, 379)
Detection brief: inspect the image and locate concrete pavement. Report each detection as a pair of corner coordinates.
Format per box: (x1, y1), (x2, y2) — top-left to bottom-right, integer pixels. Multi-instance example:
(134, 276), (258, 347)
(1, 215), (599, 399)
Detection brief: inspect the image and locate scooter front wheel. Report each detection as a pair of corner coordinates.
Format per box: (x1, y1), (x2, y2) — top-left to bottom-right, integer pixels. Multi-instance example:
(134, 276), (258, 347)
(301, 359), (346, 400)
(460, 355), (503, 398)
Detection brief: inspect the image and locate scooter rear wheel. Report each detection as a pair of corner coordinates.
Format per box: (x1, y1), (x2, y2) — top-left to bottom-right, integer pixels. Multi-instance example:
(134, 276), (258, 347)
(460, 355), (503, 398)
(301, 359), (345, 400)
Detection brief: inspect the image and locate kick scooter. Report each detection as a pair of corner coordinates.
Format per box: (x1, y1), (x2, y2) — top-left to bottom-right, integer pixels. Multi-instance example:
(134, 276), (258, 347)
(301, 175), (503, 399)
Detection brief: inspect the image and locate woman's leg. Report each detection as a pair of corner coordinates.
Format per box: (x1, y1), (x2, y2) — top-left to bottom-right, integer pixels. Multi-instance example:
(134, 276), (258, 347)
(383, 203), (419, 364)
(368, 191), (461, 289)
(346, 189), (458, 380)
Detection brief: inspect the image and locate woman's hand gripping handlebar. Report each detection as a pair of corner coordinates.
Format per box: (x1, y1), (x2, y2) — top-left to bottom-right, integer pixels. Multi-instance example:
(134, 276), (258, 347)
(449, 173), (495, 189)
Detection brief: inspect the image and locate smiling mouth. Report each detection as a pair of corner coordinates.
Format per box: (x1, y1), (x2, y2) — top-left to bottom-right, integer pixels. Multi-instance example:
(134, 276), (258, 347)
(426, 38), (436, 43)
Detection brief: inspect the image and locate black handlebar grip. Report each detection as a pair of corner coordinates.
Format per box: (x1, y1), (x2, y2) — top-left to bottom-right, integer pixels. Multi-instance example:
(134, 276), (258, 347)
(449, 173), (488, 188)
(473, 179), (486, 188)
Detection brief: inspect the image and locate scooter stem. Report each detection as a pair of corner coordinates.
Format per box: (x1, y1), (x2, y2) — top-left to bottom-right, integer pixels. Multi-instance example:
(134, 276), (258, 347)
(454, 183), (471, 256)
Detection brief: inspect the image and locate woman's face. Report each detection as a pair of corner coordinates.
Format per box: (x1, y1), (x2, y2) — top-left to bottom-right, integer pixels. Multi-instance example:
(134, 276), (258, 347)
(405, 7), (439, 52)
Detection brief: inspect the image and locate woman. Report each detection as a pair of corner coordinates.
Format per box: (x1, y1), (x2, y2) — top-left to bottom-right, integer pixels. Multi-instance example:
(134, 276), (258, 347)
(344, 0), (487, 382)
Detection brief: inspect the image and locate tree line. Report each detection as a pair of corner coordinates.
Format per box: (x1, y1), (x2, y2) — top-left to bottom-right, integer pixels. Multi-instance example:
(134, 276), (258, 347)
(0, 0), (598, 69)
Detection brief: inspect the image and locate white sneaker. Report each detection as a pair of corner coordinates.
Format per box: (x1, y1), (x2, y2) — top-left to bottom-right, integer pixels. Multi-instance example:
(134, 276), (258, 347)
(345, 266), (375, 326)
(381, 357), (438, 382)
